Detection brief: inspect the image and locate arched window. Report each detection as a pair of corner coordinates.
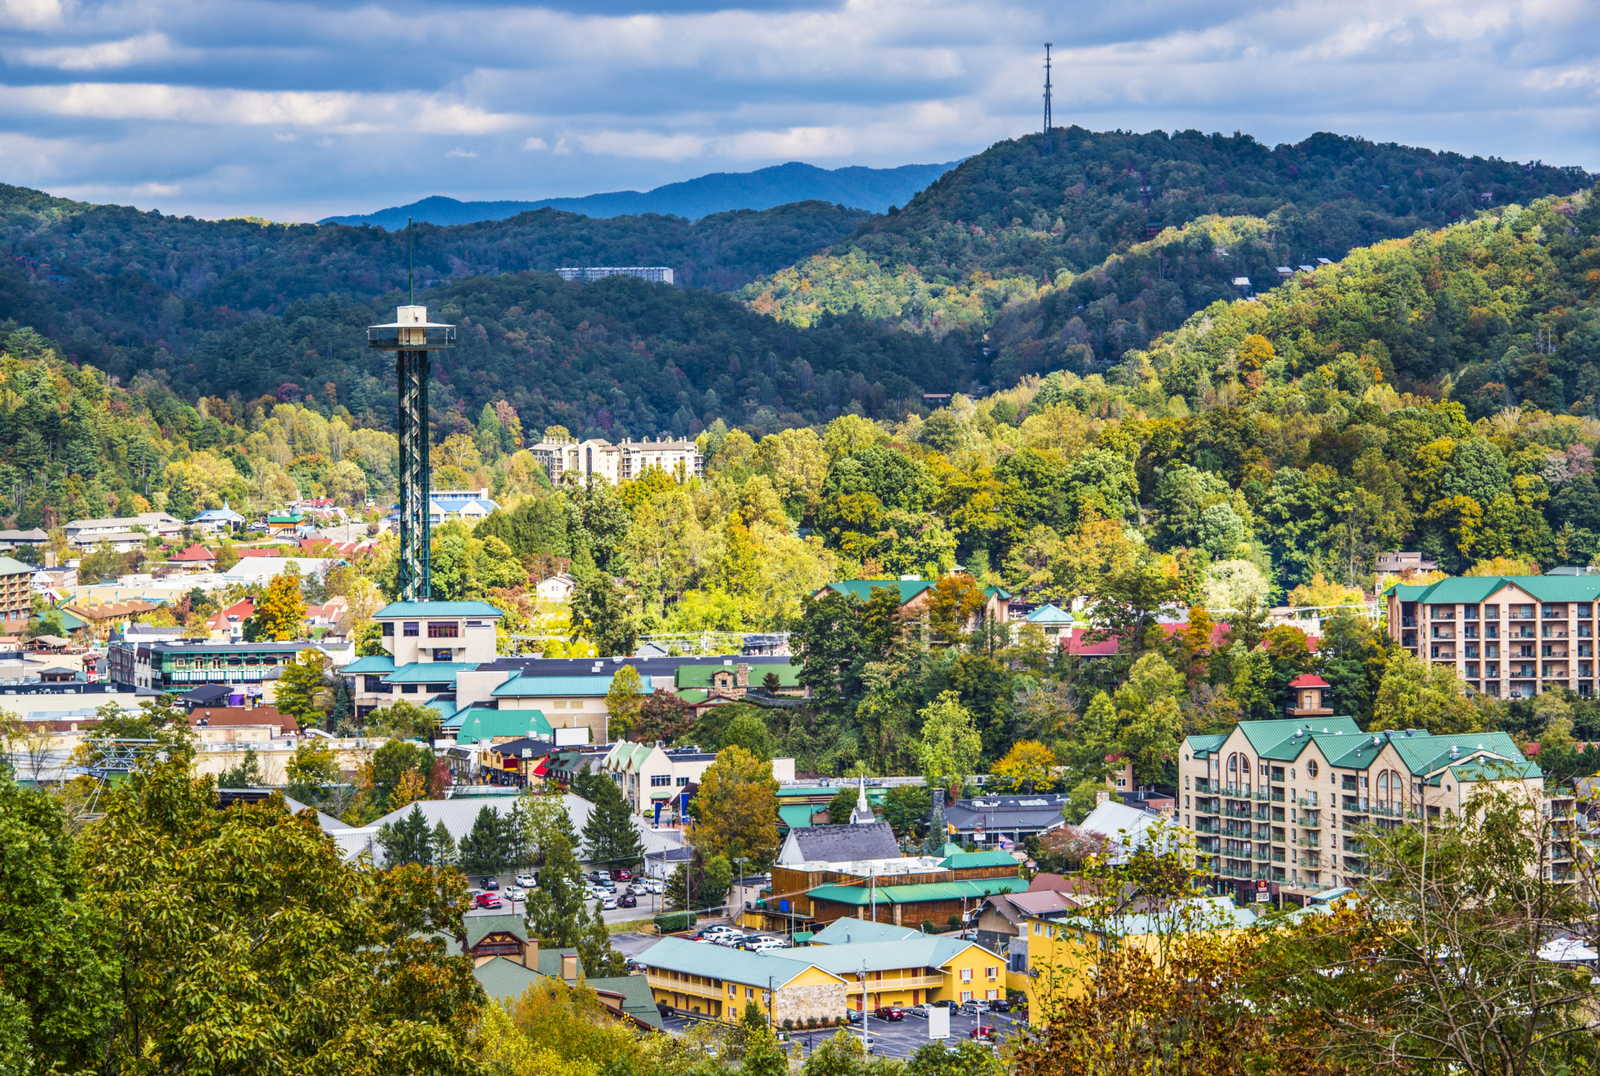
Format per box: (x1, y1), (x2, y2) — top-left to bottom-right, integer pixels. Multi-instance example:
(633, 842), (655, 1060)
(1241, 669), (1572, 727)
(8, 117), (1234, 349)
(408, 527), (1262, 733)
(1376, 768), (1404, 809)
(1226, 752), (1250, 793)
(1307, 760), (1319, 779)
(1227, 753), (1239, 791)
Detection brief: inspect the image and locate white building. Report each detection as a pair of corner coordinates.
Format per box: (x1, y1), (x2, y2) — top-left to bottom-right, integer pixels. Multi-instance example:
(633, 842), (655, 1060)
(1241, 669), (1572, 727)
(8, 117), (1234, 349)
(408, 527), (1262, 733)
(535, 573), (578, 603)
(529, 436), (702, 486)
(64, 512), (183, 547)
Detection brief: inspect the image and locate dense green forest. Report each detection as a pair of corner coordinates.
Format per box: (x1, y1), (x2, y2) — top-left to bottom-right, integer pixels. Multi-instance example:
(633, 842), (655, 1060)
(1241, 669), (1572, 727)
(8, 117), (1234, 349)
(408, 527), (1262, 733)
(741, 130), (1594, 386)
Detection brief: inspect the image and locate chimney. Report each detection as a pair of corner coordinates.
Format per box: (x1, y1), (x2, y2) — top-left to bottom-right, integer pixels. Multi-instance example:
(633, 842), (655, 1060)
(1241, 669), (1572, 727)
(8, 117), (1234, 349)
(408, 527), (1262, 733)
(735, 663), (750, 688)
(561, 953), (579, 979)
(1095, 790), (1111, 808)
(521, 936), (539, 969)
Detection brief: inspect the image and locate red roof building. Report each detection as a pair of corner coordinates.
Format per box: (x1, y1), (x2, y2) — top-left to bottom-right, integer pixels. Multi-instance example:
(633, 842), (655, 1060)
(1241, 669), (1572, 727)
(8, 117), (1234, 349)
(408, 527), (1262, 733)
(208, 598), (255, 639)
(167, 544), (217, 566)
(1285, 673), (1332, 717)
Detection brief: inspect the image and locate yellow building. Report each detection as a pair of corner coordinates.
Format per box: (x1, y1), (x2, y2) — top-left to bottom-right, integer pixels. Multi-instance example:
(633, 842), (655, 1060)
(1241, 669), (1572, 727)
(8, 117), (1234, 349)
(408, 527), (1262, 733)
(638, 928), (1011, 1022)
(641, 937), (846, 1023)
(1014, 896), (1258, 1013)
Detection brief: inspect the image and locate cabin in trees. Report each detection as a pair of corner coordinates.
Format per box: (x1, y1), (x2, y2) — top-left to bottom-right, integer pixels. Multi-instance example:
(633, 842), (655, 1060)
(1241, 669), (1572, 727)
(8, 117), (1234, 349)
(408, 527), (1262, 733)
(815, 578), (1011, 628)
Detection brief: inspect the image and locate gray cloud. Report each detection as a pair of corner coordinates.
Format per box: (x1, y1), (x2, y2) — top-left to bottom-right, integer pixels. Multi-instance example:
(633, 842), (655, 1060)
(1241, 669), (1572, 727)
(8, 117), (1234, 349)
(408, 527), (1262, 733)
(0, 0), (1592, 221)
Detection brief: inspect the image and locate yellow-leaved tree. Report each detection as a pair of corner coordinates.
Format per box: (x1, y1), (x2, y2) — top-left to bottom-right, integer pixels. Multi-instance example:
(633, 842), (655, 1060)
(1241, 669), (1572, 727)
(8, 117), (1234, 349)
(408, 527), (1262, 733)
(688, 745), (780, 867)
(249, 564), (305, 641)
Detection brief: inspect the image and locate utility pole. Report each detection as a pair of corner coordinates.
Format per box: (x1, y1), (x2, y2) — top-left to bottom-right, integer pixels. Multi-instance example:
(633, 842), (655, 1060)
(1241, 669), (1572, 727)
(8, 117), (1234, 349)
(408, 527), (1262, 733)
(1043, 43), (1054, 156)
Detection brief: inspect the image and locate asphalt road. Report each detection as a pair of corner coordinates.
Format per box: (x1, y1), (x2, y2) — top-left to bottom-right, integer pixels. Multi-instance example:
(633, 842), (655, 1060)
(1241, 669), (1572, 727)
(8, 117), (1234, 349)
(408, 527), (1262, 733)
(659, 1010), (1025, 1060)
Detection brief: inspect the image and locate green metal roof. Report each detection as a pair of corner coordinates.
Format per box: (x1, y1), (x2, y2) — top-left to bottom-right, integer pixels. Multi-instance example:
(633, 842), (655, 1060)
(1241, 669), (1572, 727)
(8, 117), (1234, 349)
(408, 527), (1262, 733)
(374, 600), (505, 618)
(0, 556), (33, 576)
(637, 936), (837, 988)
(586, 974), (665, 1031)
(342, 655), (396, 675)
(382, 661), (480, 684)
(939, 850), (1020, 871)
(266, 513), (304, 523)
(825, 580), (934, 604)
(492, 675), (644, 697)
(779, 804), (816, 829)
(809, 917), (926, 946)
(1186, 721), (1538, 780)
(472, 956), (543, 1003)
(809, 876), (1026, 906)
(675, 662), (802, 688)
(801, 938), (983, 976)
(1400, 575), (1600, 605)
(455, 707), (553, 744)
(536, 947), (585, 982)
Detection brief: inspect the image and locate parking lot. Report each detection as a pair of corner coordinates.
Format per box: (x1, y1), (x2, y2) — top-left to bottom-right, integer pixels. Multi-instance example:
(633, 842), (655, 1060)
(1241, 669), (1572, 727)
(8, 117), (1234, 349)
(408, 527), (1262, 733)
(461, 872), (668, 925)
(659, 1009), (1025, 1060)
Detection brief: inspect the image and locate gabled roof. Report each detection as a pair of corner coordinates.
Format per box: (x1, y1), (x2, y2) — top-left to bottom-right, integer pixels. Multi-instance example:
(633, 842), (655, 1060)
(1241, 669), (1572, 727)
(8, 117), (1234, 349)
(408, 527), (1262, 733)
(586, 973), (665, 1030)
(167, 544), (216, 563)
(808, 876), (1026, 907)
(808, 917), (926, 946)
(342, 655), (396, 675)
(455, 707), (553, 744)
(801, 937), (993, 975)
(938, 850), (1020, 870)
(472, 956), (543, 1003)
(491, 675), (643, 698)
(824, 580), (933, 604)
(1025, 604), (1075, 624)
(1287, 673), (1328, 688)
(778, 821), (901, 864)
(675, 662), (802, 688)
(1400, 575), (1600, 605)
(373, 600), (505, 619)
(638, 936), (836, 988)
(382, 661), (481, 684)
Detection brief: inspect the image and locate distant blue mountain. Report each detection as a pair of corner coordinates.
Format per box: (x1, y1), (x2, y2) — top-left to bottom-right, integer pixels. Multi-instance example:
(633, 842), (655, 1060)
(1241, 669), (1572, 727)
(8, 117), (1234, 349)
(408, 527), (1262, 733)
(318, 160), (959, 228)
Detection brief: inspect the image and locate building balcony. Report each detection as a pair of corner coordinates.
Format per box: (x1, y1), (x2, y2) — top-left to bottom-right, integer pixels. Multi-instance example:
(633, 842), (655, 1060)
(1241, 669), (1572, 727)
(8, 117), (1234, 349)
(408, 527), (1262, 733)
(1193, 820), (1220, 834)
(1222, 805), (1252, 819)
(1194, 780), (1215, 794)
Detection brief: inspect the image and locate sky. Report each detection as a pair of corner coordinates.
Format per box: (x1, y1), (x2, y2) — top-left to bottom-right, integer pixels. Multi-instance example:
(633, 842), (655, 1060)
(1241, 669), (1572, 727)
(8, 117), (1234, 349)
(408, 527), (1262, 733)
(0, 0), (1595, 222)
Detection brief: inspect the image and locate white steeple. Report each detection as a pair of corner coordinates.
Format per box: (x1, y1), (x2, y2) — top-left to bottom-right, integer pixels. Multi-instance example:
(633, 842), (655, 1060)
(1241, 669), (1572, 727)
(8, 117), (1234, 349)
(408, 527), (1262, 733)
(851, 774), (873, 825)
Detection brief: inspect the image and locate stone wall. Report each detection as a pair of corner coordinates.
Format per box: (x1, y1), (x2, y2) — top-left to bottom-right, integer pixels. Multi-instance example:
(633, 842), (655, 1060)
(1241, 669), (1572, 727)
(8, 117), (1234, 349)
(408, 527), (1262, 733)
(773, 981), (847, 1025)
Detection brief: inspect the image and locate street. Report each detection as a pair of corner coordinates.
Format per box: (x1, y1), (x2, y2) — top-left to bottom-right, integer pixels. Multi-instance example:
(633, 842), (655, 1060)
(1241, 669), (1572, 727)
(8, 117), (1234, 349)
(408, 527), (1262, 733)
(659, 1009), (1026, 1059)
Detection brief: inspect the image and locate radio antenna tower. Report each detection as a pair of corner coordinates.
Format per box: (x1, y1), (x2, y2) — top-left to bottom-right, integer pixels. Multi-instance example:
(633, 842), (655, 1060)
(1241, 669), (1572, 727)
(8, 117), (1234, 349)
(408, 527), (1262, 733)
(367, 228), (455, 601)
(1043, 43), (1054, 155)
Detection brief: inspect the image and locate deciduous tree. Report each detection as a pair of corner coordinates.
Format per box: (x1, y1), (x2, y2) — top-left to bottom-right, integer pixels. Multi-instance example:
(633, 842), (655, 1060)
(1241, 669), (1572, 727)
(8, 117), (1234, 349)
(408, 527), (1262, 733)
(688, 745), (780, 868)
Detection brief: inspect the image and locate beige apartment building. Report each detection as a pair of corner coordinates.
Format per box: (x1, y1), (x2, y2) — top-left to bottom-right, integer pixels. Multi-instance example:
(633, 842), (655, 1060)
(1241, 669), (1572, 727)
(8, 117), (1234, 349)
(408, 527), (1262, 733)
(528, 436), (702, 486)
(1178, 705), (1574, 902)
(1387, 574), (1600, 700)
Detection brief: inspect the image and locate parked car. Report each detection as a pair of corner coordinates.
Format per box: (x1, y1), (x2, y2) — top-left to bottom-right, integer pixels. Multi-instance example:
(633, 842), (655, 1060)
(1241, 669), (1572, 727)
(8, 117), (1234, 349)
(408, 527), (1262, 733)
(482, 877), (500, 890)
(600, 895), (618, 910)
(618, 894), (637, 908)
(646, 879), (666, 894)
(505, 886), (527, 901)
(844, 1010), (863, 1025)
(746, 936), (786, 952)
(588, 870), (611, 884)
(476, 893), (503, 909)
(616, 869), (633, 881)
(874, 1006), (904, 1021)
(908, 1004), (931, 1019)
(969, 1026), (996, 1041)
(702, 925), (738, 938)
(989, 998), (1011, 1013)
(627, 883), (649, 896)
(514, 873), (537, 888)
(959, 1000), (991, 1015)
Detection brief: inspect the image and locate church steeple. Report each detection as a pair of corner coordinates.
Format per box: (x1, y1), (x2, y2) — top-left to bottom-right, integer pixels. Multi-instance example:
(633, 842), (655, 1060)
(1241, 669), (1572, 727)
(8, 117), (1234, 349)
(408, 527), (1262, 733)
(851, 774), (873, 825)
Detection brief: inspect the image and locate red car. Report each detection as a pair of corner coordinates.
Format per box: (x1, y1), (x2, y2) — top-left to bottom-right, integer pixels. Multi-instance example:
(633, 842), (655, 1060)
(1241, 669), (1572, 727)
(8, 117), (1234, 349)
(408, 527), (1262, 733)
(874, 1006), (904, 1021)
(969, 1025), (996, 1040)
(476, 892), (503, 909)
(616, 869), (633, 881)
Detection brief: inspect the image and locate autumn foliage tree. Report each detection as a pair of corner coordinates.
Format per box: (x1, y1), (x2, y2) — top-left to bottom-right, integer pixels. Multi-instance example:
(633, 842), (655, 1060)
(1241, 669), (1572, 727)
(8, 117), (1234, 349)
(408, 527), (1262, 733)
(688, 745), (780, 868)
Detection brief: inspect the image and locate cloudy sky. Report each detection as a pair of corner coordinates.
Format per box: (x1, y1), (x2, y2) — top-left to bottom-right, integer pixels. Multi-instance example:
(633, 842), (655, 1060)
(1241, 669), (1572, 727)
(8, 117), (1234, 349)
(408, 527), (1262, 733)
(0, 0), (1595, 221)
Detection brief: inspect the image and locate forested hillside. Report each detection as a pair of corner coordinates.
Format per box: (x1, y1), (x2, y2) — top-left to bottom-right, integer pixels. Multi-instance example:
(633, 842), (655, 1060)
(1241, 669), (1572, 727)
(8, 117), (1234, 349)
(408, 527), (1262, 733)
(0, 189), (869, 368)
(741, 129), (1594, 388)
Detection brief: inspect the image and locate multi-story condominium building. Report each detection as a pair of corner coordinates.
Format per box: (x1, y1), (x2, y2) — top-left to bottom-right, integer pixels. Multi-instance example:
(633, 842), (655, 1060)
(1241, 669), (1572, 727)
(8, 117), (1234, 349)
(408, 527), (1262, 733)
(528, 436), (702, 486)
(63, 512), (183, 548)
(554, 266), (674, 285)
(1178, 701), (1574, 903)
(108, 639), (330, 692)
(1387, 573), (1600, 700)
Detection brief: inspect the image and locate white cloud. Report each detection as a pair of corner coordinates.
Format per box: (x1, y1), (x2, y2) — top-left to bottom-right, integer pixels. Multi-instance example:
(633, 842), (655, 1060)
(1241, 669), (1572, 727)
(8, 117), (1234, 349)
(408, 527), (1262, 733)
(19, 31), (181, 71)
(0, 0), (64, 30)
(444, 147), (476, 158)
(522, 137), (548, 151)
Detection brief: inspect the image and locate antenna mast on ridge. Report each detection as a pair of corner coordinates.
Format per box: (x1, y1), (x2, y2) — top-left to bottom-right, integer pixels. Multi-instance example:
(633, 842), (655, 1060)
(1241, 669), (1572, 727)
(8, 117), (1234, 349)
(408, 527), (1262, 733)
(1043, 43), (1054, 156)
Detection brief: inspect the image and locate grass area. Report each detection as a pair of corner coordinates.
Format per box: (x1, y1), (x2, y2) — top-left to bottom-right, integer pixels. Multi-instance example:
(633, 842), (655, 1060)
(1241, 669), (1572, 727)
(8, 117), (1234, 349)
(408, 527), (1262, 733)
(608, 918), (657, 935)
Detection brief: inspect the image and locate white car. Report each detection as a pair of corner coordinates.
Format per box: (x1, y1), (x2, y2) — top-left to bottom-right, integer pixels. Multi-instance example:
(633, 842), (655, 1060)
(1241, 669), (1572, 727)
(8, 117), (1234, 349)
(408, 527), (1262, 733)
(702, 925), (738, 938)
(746, 936), (788, 952)
(600, 895), (618, 910)
(514, 874), (537, 888)
(645, 880), (665, 894)
(908, 1004), (931, 1019)
(505, 886), (527, 901)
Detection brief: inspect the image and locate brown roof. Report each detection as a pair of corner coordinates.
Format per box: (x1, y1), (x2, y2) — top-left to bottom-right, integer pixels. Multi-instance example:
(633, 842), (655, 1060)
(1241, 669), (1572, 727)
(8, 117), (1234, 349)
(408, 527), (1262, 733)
(1008, 890), (1085, 917)
(187, 705), (299, 733)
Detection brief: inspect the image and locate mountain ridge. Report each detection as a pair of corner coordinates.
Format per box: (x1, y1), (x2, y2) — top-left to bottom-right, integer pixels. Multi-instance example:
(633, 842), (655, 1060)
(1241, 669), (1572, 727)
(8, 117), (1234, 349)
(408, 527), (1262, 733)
(318, 160), (960, 228)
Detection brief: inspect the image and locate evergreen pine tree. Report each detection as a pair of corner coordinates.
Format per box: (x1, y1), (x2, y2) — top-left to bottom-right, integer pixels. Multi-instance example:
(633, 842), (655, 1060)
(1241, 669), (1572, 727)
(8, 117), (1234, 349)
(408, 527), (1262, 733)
(525, 829), (589, 948)
(576, 899), (627, 978)
(665, 862), (693, 913)
(457, 805), (506, 880)
(582, 774), (644, 870)
(377, 804), (433, 867)
(430, 820), (457, 868)
(329, 677), (354, 732)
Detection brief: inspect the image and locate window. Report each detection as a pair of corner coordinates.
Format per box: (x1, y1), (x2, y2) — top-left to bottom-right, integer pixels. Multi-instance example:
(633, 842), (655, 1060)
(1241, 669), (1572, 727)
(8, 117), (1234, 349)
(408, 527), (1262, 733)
(728, 984), (736, 998)
(402, 622), (419, 637)
(381, 622), (394, 636)
(427, 622), (460, 639)
(987, 966), (998, 981)
(1307, 760), (1318, 778)
(746, 987), (754, 999)
(960, 968), (972, 983)
(1033, 922), (1041, 935)
(651, 774), (671, 786)
(433, 649), (452, 662)
(677, 776), (690, 786)
(961, 991), (972, 1003)
(401, 684), (418, 694)
(1484, 604), (1500, 619)
(986, 988), (999, 1000)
